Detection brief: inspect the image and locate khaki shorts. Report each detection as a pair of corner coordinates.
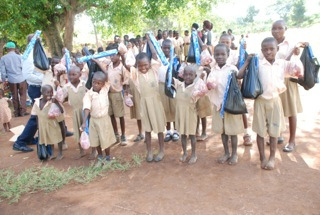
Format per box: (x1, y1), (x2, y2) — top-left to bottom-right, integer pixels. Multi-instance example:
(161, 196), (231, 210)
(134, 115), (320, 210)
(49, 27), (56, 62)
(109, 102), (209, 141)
(252, 96), (286, 138)
(212, 105), (244, 135)
(279, 78), (303, 117)
(89, 115), (116, 150)
(108, 92), (125, 117)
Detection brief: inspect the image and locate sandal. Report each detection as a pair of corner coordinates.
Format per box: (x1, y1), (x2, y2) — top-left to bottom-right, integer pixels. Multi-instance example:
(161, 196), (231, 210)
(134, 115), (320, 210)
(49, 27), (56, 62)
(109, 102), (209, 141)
(283, 143), (295, 152)
(164, 132), (172, 142)
(172, 132), (180, 142)
(133, 134), (144, 142)
(197, 134), (208, 141)
(243, 134), (252, 146)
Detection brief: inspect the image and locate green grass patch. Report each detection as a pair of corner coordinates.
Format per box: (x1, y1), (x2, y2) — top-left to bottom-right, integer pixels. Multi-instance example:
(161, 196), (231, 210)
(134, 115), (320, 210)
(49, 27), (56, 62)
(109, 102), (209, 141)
(0, 154), (144, 204)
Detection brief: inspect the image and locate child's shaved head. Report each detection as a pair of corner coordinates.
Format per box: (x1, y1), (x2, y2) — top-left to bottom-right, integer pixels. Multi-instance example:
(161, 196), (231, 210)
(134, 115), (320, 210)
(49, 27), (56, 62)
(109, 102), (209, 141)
(272, 20), (286, 28)
(93, 71), (107, 82)
(162, 39), (172, 47)
(70, 65), (81, 74)
(219, 33), (231, 41)
(261, 37), (278, 47)
(41, 84), (53, 93)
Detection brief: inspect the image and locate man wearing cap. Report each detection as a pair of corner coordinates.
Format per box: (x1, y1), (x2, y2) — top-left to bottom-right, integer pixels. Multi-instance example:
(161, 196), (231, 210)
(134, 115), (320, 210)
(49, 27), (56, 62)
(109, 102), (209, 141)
(0, 42), (28, 117)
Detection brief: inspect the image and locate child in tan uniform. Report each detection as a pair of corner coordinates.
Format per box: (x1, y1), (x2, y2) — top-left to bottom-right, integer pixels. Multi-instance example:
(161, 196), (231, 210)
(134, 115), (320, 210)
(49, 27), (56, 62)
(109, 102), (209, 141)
(56, 66), (87, 159)
(122, 35), (166, 162)
(31, 85), (65, 160)
(271, 20), (306, 152)
(173, 64), (207, 164)
(207, 44), (243, 165)
(81, 72), (116, 165)
(238, 37), (303, 170)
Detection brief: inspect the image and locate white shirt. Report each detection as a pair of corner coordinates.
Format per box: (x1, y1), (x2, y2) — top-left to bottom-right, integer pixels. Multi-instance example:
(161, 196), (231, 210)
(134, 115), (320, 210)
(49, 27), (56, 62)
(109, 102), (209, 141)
(22, 49), (44, 86)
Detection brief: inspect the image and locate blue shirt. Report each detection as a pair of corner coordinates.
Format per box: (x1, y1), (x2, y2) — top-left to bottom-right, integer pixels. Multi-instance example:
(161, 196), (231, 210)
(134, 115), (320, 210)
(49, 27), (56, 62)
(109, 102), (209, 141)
(0, 51), (25, 83)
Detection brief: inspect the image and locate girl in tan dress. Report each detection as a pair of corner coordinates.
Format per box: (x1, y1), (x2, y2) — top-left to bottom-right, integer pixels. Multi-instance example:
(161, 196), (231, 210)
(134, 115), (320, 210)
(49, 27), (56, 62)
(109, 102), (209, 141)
(173, 65), (207, 164)
(0, 89), (12, 132)
(121, 35), (166, 162)
(31, 85), (65, 160)
(56, 66), (87, 159)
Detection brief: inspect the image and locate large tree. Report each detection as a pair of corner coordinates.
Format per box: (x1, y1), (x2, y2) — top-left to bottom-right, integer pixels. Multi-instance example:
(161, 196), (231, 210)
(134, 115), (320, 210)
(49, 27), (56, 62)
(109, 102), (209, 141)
(0, 0), (218, 57)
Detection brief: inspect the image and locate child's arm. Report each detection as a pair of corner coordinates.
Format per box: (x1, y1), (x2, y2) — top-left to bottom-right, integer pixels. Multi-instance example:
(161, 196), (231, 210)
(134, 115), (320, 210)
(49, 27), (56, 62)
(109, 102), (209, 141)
(146, 34), (158, 61)
(119, 52), (132, 72)
(286, 42), (309, 60)
(80, 109), (90, 131)
(237, 54), (254, 79)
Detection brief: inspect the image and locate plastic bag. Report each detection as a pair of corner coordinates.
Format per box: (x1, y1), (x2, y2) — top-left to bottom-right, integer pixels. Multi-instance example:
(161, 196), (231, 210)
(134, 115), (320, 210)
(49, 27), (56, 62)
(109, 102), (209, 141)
(192, 78), (208, 98)
(187, 30), (201, 65)
(48, 103), (62, 118)
(80, 132), (90, 150)
(290, 45), (319, 90)
(224, 72), (247, 115)
(33, 39), (49, 70)
(37, 143), (52, 161)
(200, 49), (213, 66)
(165, 45), (176, 98)
(125, 49), (136, 67)
(124, 94), (134, 107)
(241, 56), (263, 99)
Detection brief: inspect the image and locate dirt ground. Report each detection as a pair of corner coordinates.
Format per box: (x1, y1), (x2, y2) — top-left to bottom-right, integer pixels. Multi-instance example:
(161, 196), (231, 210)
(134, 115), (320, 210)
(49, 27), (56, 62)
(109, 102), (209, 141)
(0, 83), (319, 215)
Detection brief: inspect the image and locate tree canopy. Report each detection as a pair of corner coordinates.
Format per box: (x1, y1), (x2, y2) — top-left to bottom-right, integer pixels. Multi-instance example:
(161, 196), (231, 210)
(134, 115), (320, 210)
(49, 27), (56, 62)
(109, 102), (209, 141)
(0, 0), (219, 56)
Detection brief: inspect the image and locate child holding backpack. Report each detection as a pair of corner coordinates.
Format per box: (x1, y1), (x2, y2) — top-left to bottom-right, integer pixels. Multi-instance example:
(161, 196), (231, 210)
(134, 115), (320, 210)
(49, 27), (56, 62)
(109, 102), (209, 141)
(238, 37), (303, 170)
(206, 44), (244, 165)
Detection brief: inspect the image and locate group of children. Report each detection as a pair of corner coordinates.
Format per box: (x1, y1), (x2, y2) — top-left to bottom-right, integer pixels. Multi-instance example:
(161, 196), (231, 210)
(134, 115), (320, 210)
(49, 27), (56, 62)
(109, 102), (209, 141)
(2, 19), (308, 170)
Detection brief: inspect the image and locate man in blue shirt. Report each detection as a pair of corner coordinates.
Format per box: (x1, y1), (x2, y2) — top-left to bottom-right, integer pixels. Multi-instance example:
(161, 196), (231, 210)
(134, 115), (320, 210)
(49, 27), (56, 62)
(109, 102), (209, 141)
(0, 42), (28, 117)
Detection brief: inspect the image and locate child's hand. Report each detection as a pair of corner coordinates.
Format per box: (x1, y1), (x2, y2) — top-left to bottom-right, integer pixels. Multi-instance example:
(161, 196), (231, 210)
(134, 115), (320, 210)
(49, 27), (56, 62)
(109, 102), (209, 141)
(207, 82), (216, 90)
(145, 34), (150, 41)
(202, 44), (208, 51)
(54, 80), (60, 87)
(80, 123), (86, 132)
(246, 54), (255, 62)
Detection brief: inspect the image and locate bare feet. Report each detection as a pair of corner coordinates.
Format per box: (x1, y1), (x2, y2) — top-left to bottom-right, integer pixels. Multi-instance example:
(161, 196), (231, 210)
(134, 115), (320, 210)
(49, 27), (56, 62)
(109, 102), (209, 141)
(228, 155), (238, 165)
(146, 152), (153, 162)
(197, 134), (208, 141)
(265, 158), (275, 170)
(260, 159), (268, 169)
(49, 155), (56, 160)
(74, 151), (86, 160)
(218, 154), (230, 164)
(88, 151), (97, 160)
(62, 143), (68, 151)
(154, 151), (164, 162)
(180, 153), (188, 162)
(188, 155), (197, 164)
(55, 154), (64, 160)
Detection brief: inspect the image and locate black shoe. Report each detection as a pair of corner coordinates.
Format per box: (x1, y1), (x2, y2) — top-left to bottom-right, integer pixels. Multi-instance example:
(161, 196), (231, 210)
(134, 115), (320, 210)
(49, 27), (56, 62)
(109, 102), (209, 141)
(13, 143), (34, 152)
(66, 130), (74, 137)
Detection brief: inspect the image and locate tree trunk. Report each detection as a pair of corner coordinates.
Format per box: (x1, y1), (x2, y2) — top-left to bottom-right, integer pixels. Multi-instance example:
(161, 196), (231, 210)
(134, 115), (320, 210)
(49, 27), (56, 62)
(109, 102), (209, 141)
(43, 23), (64, 57)
(63, 8), (76, 52)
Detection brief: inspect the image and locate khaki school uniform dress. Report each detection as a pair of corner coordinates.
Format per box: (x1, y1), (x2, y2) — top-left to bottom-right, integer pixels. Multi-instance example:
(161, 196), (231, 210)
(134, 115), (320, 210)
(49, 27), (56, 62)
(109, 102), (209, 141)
(129, 79), (141, 120)
(277, 40), (303, 117)
(174, 78), (204, 135)
(108, 62), (128, 118)
(83, 85), (116, 150)
(130, 60), (166, 134)
(251, 58), (301, 138)
(31, 98), (64, 145)
(58, 81), (87, 143)
(207, 63), (244, 135)
(158, 61), (176, 122)
(183, 35), (190, 59)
